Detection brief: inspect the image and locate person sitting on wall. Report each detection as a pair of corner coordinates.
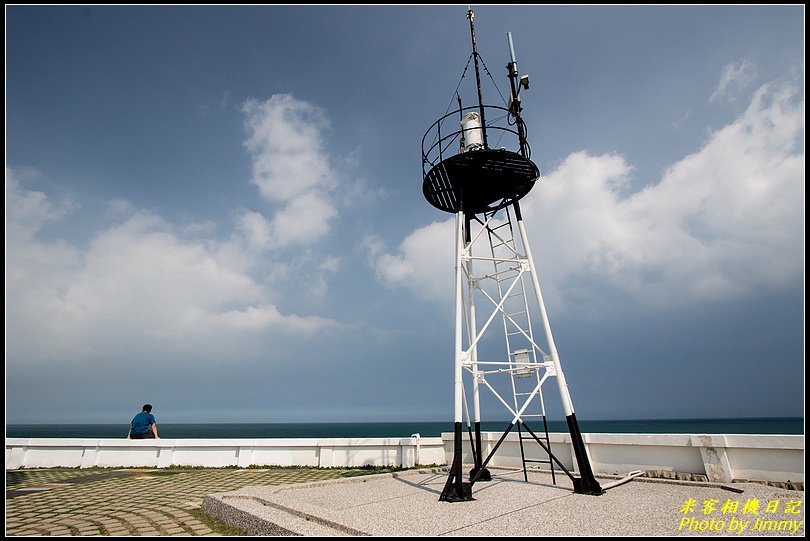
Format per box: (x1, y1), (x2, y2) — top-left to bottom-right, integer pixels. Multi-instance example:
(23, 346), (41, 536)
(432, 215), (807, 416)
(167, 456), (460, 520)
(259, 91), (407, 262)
(128, 404), (159, 439)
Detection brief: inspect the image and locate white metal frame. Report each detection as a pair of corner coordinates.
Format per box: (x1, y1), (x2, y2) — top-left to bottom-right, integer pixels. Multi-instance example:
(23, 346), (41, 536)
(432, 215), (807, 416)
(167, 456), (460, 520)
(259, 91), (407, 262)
(453, 206), (579, 437)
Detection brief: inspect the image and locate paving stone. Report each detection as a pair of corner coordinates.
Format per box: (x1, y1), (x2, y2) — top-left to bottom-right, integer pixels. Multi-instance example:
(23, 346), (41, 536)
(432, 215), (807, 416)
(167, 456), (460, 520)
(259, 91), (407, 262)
(5, 467), (368, 536)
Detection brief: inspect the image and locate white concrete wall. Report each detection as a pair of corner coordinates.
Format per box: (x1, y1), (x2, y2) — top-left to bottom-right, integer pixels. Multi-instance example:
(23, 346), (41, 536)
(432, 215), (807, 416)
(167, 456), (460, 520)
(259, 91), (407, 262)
(443, 432), (804, 483)
(5, 436), (444, 470)
(6, 433), (803, 484)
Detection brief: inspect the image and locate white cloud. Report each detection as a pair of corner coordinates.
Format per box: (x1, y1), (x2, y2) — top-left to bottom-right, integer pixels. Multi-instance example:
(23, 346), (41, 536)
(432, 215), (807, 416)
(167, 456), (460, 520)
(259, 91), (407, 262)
(243, 95), (333, 202)
(268, 189), (338, 246)
(372, 82), (804, 312)
(710, 60), (756, 103)
(0, 93), (355, 365)
(369, 221), (455, 302)
(205, 305), (340, 334)
(5, 173), (342, 366)
(5, 169), (77, 240)
(236, 209), (274, 250)
(104, 198), (135, 218)
(241, 94), (339, 248)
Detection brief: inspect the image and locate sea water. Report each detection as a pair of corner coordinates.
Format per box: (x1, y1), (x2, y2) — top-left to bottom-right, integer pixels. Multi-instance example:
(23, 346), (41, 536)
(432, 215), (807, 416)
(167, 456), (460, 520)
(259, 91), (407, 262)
(6, 417), (803, 439)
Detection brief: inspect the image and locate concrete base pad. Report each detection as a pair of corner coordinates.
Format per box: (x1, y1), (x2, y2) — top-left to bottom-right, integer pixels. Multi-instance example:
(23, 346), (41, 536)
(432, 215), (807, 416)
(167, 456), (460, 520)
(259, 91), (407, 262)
(203, 468), (805, 536)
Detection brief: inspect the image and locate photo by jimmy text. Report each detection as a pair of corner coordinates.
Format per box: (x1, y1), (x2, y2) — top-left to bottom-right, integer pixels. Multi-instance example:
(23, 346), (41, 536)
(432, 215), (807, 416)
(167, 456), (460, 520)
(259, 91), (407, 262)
(677, 498), (803, 535)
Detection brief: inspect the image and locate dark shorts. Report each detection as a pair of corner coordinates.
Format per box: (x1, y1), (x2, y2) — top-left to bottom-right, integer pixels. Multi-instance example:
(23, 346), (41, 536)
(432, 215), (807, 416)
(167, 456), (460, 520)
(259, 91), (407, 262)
(129, 431), (155, 439)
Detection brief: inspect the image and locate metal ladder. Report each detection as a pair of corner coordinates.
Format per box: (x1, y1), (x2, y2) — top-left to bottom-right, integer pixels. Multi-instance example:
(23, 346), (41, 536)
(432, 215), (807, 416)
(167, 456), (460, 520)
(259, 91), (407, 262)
(484, 206), (556, 484)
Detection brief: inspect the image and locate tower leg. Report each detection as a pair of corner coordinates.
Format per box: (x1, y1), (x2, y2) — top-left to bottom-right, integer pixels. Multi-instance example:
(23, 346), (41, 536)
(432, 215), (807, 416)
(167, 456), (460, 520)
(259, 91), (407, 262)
(470, 421), (491, 481)
(465, 220), (490, 483)
(515, 207), (602, 495)
(440, 212), (475, 502)
(567, 413), (603, 495)
(440, 422), (474, 502)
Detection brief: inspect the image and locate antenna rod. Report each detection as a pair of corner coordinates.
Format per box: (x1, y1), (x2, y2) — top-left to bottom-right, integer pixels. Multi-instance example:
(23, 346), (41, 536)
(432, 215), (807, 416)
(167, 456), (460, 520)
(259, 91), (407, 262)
(508, 32), (517, 64)
(467, 8), (488, 149)
(506, 31), (528, 157)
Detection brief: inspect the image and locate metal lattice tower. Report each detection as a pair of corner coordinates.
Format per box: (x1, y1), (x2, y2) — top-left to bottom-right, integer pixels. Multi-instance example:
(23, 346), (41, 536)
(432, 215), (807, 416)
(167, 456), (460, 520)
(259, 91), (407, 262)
(420, 9), (603, 502)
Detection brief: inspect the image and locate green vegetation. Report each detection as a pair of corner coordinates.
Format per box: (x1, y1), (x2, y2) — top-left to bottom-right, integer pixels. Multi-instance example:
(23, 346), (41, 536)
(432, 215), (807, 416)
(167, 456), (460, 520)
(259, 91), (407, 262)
(13, 463), (445, 472)
(187, 508), (249, 536)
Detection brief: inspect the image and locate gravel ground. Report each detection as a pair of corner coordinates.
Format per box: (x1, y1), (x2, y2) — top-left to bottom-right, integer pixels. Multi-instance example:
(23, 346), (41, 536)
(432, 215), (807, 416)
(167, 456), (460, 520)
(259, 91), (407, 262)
(205, 468), (805, 536)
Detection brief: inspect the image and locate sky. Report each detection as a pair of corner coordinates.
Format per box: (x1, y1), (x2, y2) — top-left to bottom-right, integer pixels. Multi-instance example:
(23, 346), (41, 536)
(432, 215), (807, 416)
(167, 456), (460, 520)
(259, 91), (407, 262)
(5, 5), (805, 425)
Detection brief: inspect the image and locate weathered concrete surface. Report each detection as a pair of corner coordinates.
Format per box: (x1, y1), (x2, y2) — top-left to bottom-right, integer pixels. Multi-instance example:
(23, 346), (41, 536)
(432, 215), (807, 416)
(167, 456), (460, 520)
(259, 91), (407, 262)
(204, 468), (805, 536)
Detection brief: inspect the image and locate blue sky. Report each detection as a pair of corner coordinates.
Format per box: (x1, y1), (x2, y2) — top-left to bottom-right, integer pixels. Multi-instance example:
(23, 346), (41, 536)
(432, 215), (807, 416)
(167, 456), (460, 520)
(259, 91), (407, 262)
(6, 6), (804, 424)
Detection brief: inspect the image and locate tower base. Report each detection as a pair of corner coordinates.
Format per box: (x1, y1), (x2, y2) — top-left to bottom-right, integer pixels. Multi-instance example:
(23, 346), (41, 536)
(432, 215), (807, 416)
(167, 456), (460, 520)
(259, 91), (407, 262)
(440, 479), (474, 503)
(469, 466), (492, 482)
(567, 413), (604, 495)
(470, 421), (492, 481)
(573, 476), (605, 496)
(439, 423), (476, 502)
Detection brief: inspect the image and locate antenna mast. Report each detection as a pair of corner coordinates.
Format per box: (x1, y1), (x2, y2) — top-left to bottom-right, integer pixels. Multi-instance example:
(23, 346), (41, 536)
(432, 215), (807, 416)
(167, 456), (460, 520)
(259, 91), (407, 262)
(507, 32), (529, 158)
(467, 8), (488, 150)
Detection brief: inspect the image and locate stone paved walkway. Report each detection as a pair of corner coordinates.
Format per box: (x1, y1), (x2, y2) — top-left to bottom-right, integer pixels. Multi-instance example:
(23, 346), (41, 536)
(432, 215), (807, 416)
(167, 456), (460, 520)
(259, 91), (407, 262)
(5, 468), (377, 536)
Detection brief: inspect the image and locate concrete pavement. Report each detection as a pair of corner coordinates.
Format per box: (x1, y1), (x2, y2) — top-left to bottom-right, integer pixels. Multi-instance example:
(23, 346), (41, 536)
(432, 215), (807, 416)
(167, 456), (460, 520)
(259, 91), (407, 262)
(204, 468), (805, 536)
(6, 467), (804, 536)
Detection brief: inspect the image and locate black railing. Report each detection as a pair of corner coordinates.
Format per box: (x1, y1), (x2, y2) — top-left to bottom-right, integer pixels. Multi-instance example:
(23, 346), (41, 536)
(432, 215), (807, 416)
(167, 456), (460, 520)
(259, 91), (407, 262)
(421, 105), (524, 180)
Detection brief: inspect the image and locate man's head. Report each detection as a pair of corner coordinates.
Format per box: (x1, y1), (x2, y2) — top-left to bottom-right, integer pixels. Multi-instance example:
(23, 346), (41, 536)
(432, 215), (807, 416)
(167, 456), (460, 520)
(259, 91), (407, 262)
(142, 404), (153, 413)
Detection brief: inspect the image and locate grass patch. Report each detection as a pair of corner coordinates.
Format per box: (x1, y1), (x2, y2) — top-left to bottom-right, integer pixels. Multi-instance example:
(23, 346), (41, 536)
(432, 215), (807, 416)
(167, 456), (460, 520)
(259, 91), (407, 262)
(10, 464), (446, 474)
(187, 508), (249, 536)
(152, 463), (444, 472)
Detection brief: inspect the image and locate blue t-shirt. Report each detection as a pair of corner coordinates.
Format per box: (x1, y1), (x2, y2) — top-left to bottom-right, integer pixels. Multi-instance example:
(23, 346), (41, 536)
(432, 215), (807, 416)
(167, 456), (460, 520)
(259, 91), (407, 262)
(130, 411), (156, 435)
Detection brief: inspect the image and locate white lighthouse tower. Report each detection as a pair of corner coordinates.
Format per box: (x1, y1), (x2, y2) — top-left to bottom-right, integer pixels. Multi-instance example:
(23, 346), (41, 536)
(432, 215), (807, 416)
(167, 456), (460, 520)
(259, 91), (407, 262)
(421, 9), (603, 502)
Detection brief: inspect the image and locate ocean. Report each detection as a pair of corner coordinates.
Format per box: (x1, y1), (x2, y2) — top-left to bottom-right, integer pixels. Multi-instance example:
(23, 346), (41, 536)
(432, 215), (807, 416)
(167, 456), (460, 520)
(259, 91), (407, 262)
(6, 417), (803, 439)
